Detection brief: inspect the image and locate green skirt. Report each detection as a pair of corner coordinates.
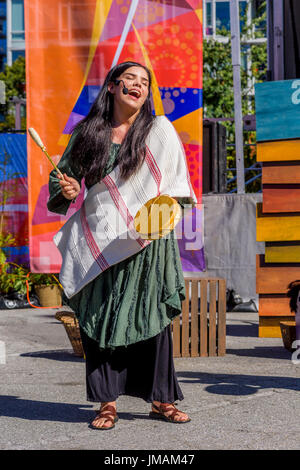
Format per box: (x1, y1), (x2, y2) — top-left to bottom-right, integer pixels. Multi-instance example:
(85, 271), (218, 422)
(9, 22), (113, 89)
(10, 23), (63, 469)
(65, 229), (185, 351)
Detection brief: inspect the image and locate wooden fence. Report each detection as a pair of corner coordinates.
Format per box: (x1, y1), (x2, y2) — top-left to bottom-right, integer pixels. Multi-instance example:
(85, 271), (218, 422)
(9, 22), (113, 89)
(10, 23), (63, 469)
(172, 277), (226, 357)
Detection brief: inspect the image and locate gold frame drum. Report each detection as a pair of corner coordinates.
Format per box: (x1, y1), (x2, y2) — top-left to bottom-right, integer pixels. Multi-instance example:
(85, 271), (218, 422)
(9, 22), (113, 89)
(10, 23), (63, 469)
(134, 194), (182, 240)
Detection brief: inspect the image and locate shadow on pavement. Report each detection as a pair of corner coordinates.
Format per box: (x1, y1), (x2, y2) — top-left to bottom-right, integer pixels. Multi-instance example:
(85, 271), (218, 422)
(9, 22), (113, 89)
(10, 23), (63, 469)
(226, 322), (258, 337)
(226, 346), (291, 360)
(0, 396), (93, 422)
(177, 371), (300, 396)
(0, 396), (152, 423)
(20, 350), (84, 362)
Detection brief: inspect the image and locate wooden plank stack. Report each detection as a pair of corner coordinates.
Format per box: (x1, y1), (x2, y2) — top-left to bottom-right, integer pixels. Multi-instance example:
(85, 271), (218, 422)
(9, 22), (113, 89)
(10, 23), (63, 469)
(172, 277), (226, 357)
(255, 80), (300, 337)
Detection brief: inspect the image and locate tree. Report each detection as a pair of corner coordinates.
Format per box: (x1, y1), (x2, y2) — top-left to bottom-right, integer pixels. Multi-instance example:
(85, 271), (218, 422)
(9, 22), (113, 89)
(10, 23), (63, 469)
(0, 56), (26, 131)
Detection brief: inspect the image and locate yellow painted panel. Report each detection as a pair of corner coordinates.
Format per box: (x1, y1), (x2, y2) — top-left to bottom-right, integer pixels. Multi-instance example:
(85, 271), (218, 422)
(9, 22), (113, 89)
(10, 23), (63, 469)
(259, 316), (294, 338)
(257, 139), (300, 162)
(256, 203), (300, 241)
(58, 133), (71, 147)
(173, 108), (203, 146)
(259, 325), (282, 338)
(265, 244), (300, 263)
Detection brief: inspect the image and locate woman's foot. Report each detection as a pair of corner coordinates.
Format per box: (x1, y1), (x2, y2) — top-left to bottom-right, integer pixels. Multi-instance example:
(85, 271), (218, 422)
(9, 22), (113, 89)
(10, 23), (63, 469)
(90, 401), (118, 430)
(150, 401), (191, 423)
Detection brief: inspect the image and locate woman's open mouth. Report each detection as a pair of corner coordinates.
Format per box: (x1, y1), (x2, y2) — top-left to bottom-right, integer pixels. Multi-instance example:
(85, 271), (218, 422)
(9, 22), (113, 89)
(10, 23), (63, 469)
(128, 89), (141, 100)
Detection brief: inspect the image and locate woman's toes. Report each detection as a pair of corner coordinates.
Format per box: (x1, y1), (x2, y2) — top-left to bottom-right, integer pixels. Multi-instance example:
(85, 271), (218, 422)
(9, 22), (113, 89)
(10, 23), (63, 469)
(102, 421), (112, 428)
(175, 412), (189, 422)
(92, 417), (108, 428)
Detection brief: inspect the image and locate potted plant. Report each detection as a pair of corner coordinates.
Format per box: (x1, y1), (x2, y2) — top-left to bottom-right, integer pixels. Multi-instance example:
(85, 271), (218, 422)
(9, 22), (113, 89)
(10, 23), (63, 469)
(0, 232), (62, 309)
(30, 273), (62, 307)
(0, 257), (40, 309)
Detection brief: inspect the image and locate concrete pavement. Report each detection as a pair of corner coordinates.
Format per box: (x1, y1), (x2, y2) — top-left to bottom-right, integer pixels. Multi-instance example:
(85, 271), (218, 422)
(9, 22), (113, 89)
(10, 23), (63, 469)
(0, 306), (299, 450)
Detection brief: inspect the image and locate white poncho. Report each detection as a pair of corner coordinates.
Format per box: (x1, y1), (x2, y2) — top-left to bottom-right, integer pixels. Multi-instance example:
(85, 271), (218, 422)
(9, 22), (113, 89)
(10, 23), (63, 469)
(53, 116), (197, 298)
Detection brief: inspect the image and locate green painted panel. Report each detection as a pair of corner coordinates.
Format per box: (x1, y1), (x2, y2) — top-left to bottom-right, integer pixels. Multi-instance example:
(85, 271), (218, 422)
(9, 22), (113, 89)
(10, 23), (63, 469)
(255, 79), (300, 142)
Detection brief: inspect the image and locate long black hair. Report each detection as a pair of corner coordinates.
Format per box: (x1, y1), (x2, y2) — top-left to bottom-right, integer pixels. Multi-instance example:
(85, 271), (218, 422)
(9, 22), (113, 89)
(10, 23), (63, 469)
(287, 280), (300, 313)
(70, 61), (155, 186)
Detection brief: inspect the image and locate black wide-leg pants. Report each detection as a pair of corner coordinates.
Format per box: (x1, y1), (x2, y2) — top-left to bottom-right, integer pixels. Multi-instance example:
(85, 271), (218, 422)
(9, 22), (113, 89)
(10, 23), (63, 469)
(79, 325), (184, 404)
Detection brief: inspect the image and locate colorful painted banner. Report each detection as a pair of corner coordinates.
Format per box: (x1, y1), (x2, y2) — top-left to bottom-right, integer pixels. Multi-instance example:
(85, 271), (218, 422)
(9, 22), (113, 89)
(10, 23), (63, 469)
(25, 0), (203, 274)
(0, 134), (28, 266)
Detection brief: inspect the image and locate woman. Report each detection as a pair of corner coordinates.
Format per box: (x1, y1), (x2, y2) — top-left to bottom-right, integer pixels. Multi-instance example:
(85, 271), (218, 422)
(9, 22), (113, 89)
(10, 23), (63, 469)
(48, 61), (195, 430)
(287, 280), (300, 346)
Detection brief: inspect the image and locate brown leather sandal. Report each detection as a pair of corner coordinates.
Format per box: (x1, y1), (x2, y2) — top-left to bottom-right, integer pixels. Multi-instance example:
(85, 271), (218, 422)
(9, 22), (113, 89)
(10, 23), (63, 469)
(89, 404), (119, 430)
(149, 402), (191, 423)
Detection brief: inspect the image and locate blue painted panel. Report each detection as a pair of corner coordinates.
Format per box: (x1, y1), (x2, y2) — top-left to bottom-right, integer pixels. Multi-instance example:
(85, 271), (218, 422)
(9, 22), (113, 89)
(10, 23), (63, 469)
(255, 79), (300, 142)
(73, 85), (100, 115)
(159, 87), (202, 122)
(0, 133), (27, 183)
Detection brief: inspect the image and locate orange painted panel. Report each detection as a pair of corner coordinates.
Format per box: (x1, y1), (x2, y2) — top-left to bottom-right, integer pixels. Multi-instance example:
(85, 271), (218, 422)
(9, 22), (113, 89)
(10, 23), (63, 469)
(263, 186), (300, 213)
(257, 139), (300, 162)
(25, 0), (100, 272)
(256, 254), (300, 293)
(259, 294), (294, 316)
(262, 162), (300, 184)
(173, 108), (203, 146)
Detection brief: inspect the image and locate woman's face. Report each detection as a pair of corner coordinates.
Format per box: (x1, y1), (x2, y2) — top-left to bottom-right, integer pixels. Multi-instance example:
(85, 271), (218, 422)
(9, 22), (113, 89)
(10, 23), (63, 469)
(109, 66), (150, 114)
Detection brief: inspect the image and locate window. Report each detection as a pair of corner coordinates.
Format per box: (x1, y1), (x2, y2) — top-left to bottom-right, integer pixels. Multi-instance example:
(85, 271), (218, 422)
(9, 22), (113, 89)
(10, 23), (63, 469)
(216, 2), (230, 32)
(12, 50), (25, 63)
(215, 1), (247, 33)
(241, 44), (249, 70)
(0, 38), (6, 55)
(253, 0), (266, 35)
(204, 1), (262, 38)
(0, 18), (6, 36)
(206, 2), (213, 36)
(12, 0), (25, 40)
(239, 1), (247, 30)
(0, 1), (6, 18)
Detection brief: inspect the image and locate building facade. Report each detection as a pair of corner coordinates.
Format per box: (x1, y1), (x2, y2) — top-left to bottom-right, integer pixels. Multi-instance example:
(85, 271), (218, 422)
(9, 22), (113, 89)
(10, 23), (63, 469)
(6, 0), (25, 67)
(203, 0), (266, 42)
(0, 1), (6, 71)
(203, 0), (267, 104)
(3, 1), (267, 72)
(0, 0), (25, 71)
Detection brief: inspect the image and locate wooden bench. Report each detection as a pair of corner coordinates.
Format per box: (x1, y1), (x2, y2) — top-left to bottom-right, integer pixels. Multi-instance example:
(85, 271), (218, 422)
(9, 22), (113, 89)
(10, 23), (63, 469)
(172, 277), (227, 357)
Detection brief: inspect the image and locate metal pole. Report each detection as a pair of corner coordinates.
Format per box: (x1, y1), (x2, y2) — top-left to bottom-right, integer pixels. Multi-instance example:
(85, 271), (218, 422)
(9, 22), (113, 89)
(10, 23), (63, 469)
(266, 0), (273, 80)
(11, 96), (26, 130)
(15, 102), (21, 130)
(229, 0), (245, 194)
(203, 0), (207, 38)
(273, 0), (284, 80)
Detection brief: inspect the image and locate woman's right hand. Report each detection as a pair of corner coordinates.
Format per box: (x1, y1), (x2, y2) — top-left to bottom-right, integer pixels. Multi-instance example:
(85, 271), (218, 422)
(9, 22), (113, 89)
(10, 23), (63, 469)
(56, 172), (81, 200)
